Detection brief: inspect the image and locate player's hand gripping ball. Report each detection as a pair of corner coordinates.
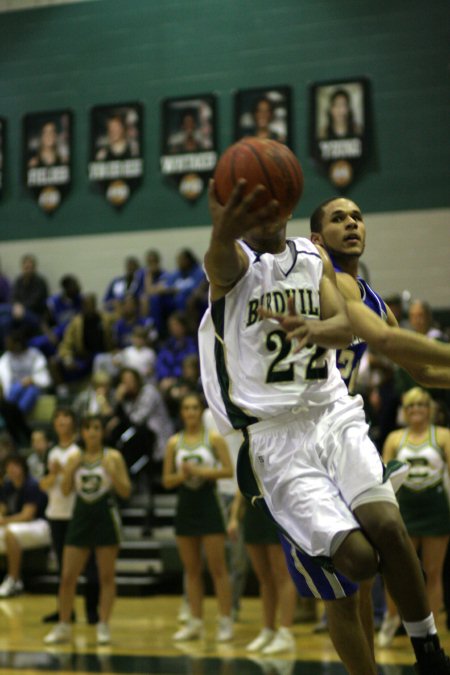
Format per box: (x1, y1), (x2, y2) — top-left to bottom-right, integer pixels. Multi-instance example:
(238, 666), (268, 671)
(213, 138), (304, 221)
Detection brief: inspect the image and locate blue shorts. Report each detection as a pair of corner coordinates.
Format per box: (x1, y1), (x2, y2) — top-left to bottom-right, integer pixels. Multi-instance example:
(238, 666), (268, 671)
(279, 533), (358, 601)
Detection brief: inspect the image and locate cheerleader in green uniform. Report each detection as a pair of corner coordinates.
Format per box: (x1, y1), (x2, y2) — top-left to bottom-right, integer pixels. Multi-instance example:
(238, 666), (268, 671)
(44, 415), (131, 646)
(162, 393), (234, 642)
(228, 491), (297, 655)
(379, 387), (450, 647)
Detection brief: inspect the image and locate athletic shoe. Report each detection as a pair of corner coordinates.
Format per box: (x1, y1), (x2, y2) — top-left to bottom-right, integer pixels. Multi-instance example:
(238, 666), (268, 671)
(262, 627), (296, 655)
(177, 599), (191, 623)
(173, 618), (203, 641)
(377, 613), (402, 648)
(96, 622), (111, 645)
(216, 616), (234, 642)
(384, 460), (409, 493)
(43, 622), (72, 644)
(414, 649), (450, 674)
(0, 576), (23, 598)
(246, 628), (276, 652)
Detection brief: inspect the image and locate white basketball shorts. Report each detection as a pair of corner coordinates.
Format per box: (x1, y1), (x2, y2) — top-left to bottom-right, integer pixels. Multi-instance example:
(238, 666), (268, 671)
(241, 394), (396, 559)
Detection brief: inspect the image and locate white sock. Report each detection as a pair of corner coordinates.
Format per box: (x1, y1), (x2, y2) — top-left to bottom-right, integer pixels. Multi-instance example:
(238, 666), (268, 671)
(403, 613), (437, 638)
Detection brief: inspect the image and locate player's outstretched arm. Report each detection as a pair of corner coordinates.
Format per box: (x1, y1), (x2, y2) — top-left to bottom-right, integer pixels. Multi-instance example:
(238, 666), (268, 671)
(345, 300), (450, 387)
(205, 179), (279, 299)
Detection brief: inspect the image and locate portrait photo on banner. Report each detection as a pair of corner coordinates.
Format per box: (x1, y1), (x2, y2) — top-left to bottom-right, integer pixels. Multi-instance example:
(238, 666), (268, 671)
(88, 102), (144, 209)
(0, 117), (5, 199)
(160, 94), (217, 203)
(234, 86), (292, 146)
(23, 110), (72, 214)
(309, 78), (370, 189)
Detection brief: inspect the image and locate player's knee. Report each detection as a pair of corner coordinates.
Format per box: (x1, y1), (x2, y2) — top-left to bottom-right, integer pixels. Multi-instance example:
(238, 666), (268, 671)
(368, 513), (409, 552)
(332, 532), (378, 582)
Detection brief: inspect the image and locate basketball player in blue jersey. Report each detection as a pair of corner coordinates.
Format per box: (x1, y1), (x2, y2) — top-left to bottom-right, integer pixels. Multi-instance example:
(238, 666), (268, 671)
(268, 196), (450, 673)
(199, 180), (450, 675)
(309, 198), (450, 391)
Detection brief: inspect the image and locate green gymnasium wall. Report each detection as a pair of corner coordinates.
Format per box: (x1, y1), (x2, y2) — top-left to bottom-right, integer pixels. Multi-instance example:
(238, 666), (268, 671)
(0, 0), (448, 242)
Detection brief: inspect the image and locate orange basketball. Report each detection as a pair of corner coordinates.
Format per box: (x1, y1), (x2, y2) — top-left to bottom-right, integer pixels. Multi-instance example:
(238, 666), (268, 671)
(213, 138), (304, 220)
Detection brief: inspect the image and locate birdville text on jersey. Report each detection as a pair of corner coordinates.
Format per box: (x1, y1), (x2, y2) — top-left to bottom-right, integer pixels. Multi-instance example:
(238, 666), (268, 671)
(246, 288), (320, 327)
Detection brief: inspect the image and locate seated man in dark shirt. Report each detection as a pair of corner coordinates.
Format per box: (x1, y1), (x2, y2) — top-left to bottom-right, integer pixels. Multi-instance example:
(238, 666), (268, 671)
(12, 254), (49, 320)
(0, 454), (50, 598)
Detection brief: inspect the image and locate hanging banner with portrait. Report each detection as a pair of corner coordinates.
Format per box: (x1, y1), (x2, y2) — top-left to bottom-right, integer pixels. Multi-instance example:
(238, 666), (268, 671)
(160, 94), (217, 202)
(309, 78), (370, 189)
(23, 110), (72, 214)
(234, 86), (292, 147)
(0, 117), (5, 200)
(88, 102), (144, 209)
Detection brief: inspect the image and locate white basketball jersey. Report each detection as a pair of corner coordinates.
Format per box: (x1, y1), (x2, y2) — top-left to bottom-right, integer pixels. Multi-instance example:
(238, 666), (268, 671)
(199, 237), (348, 435)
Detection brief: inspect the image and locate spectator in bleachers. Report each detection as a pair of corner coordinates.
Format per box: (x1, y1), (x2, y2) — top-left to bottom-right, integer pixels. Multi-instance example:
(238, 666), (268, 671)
(52, 294), (115, 389)
(73, 371), (115, 423)
(396, 300), (450, 419)
(106, 367), (173, 467)
(164, 248), (205, 314)
(140, 249), (171, 335)
(0, 329), (51, 414)
(408, 300), (448, 341)
(27, 428), (51, 481)
(0, 384), (30, 447)
(186, 276), (209, 328)
(112, 294), (157, 350)
(156, 311), (198, 395)
(39, 407), (99, 625)
(0, 302), (41, 352)
(0, 433), (15, 486)
(112, 325), (156, 382)
(94, 295), (157, 378)
(30, 275), (83, 358)
(12, 254), (49, 319)
(0, 454), (50, 598)
(103, 256), (143, 314)
(165, 354), (202, 424)
(0, 259), (11, 304)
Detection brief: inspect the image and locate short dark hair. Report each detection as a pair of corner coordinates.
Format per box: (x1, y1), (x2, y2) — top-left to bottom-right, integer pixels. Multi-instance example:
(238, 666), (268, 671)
(80, 414), (105, 430)
(119, 367), (143, 389)
(52, 406), (77, 427)
(5, 454), (28, 477)
(310, 198), (338, 233)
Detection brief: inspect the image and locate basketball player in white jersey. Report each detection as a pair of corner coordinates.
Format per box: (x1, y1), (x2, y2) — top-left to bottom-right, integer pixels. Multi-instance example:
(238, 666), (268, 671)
(198, 179), (450, 675)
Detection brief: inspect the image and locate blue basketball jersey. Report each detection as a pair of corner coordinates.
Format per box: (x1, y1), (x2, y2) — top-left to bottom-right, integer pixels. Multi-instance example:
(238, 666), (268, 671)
(333, 261), (387, 391)
(277, 261), (389, 601)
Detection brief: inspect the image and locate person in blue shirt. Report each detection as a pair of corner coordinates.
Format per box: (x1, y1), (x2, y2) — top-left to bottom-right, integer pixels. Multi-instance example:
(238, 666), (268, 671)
(156, 311), (198, 397)
(164, 249), (205, 314)
(30, 275), (83, 358)
(0, 454), (50, 598)
(103, 257), (143, 314)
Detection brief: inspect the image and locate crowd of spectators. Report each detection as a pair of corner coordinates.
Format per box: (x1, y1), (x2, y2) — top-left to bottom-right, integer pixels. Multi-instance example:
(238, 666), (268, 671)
(0, 248), (449, 625)
(0, 247), (206, 594)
